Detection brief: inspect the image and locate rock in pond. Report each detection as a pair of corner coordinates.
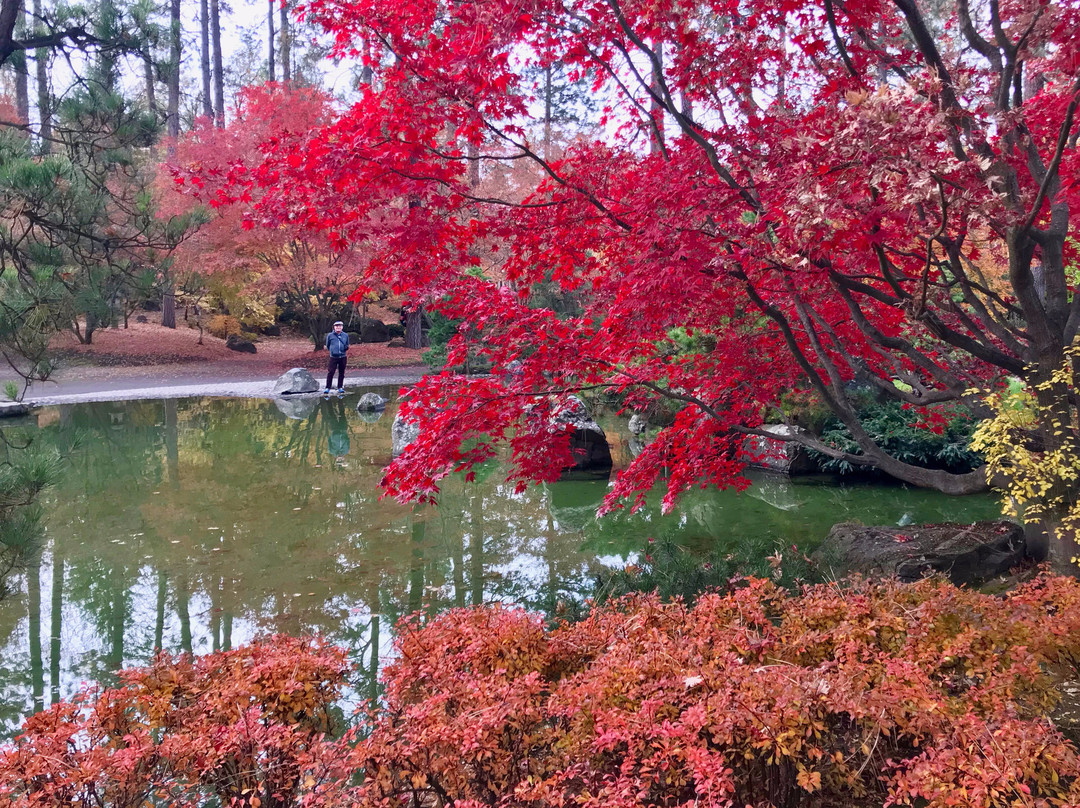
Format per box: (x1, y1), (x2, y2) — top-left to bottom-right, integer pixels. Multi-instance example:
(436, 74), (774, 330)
(742, 424), (818, 475)
(356, 392), (388, 412)
(273, 368), (320, 396)
(0, 401), (29, 418)
(225, 334), (257, 353)
(553, 396), (613, 475)
(815, 520), (1026, 587)
(392, 412), (420, 457)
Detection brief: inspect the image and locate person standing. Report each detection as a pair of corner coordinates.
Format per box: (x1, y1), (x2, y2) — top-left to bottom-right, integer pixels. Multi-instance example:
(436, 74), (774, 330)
(324, 320), (350, 394)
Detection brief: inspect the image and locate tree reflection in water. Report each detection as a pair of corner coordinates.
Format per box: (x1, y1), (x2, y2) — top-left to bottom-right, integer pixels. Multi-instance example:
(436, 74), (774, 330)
(0, 393), (1002, 735)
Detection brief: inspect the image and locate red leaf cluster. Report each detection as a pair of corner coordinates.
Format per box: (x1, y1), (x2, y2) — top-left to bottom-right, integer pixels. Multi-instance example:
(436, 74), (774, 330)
(188, 0), (1080, 509)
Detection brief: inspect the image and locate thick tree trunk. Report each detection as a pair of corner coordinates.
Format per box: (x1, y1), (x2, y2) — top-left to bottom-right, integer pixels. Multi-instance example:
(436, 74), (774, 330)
(267, 0), (275, 82)
(279, 0), (290, 84)
(162, 287), (176, 328)
(405, 306), (423, 349)
(167, 0), (180, 143)
(211, 0), (224, 127)
(199, 0), (212, 119)
(33, 0), (49, 152)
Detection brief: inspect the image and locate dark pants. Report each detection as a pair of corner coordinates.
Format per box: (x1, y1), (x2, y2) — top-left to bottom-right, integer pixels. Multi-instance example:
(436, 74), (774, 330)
(326, 355), (346, 389)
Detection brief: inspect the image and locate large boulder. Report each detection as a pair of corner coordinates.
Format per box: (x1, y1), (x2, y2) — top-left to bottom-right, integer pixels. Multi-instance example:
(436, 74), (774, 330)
(816, 520), (1026, 587)
(553, 396), (613, 475)
(392, 412), (420, 457)
(356, 392), (388, 412)
(628, 413), (648, 436)
(273, 367), (320, 396)
(356, 317), (391, 343)
(742, 424), (817, 475)
(225, 334), (257, 354)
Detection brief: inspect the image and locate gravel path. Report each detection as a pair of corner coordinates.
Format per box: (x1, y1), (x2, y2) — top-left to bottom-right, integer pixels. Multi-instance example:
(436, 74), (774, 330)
(17, 364), (427, 406)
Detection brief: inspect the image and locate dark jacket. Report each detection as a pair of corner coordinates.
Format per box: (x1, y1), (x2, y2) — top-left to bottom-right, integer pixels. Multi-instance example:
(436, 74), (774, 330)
(325, 330), (350, 357)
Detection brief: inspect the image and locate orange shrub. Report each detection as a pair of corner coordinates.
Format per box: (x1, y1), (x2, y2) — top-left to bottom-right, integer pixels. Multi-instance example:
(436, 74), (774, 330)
(207, 314), (242, 339)
(4, 578), (1080, 808)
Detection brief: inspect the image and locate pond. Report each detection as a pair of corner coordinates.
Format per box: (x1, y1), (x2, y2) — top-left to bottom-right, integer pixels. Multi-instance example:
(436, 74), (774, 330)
(0, 391), (1004, 735)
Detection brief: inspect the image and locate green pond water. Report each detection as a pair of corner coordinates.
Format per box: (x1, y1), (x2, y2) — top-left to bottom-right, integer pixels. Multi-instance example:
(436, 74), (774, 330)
(0, 391), (1003, 735)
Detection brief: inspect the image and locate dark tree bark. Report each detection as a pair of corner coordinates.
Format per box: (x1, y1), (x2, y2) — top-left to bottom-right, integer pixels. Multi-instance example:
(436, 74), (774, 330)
(143, 55), (156, 111)
(0, 0), (97, 67)
(166, 0), (180, 142)
(405, 305), (423, 349)
(13, 0), (29, 126)
(267, 0), (275, 82)
(162, 285), (176, 328)
(33, 0), (50, 151)
(210, 0), (223, 127)
(199, 0), (212, 119)
(96, 0), (117, 90)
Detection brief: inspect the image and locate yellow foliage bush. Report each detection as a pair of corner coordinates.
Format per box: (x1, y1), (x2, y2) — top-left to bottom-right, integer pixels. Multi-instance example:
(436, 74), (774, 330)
(207, 315), (242, 340)
(970, 345), (1080, 551)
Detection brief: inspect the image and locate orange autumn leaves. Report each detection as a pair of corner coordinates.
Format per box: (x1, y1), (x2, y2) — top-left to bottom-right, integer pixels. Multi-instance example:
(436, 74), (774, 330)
(6, 575), (1080, 807)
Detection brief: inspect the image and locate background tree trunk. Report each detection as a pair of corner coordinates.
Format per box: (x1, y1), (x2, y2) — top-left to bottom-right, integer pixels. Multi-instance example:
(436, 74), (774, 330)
(143, 56), (156, 112)
(33, 0), (49, 152)
(405, 306), (423, 349)
(96, 0), (118, 90)
(267, 0), (275, 82)
(199, 0), (212, 119)
(279, 0), (290, 84)
(162, 284), (176, 328)
(166, 0), (180, 142)
(13, 0), (28, 126)
(649, 41), (664, 157)
(211, 0), (223, 127)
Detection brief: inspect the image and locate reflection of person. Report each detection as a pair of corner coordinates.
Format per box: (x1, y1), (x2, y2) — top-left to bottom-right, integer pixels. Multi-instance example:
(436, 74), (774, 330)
(326, 397), (350, 460)
(324, 320), (350, 394)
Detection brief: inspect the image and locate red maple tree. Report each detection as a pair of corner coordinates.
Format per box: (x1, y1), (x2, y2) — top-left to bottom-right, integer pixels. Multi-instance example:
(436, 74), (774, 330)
(165, 84), (369, 346)
(190, 0), (1079, 524)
